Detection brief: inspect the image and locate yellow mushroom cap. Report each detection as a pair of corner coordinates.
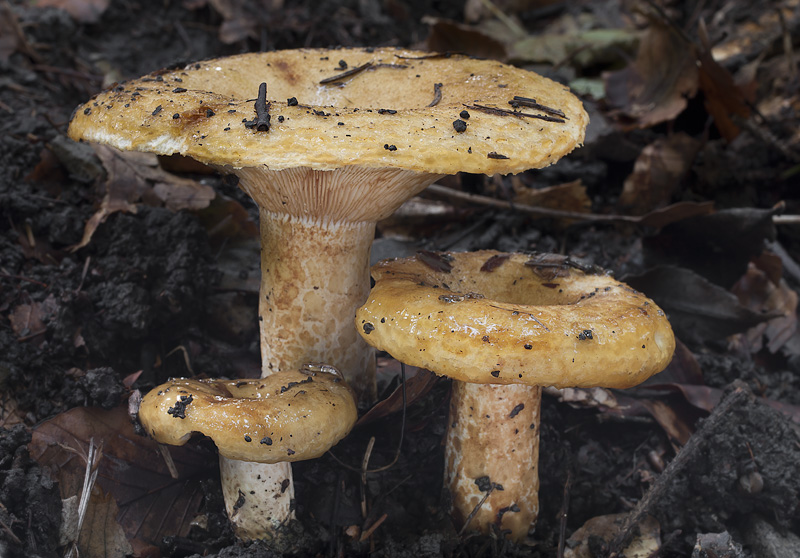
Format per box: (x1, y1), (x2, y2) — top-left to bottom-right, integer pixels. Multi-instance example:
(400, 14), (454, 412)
(356, 251), (675, 389)
(67, 48), (588, 175)
(138, 368), (357, 463)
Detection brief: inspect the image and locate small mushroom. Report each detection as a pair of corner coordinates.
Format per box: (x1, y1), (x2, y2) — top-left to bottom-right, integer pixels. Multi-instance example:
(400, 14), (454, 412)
(355, 251), (675, 541)
(138, 367), (357, 536)
(67, 47), (588, 539)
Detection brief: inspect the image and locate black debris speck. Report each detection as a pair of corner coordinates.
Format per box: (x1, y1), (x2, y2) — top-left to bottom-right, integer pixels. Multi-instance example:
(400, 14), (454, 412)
(453, 119), (467, 133)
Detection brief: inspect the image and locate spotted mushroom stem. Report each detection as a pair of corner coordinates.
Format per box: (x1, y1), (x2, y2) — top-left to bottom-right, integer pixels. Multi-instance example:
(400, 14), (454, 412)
(219, 455), (295, 541)
(445, 381), (541, 541)
(257, 211), (377, 400)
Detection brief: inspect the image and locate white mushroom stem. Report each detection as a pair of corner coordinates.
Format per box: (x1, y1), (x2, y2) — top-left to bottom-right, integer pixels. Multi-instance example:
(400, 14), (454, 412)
(445, 382), (541, 541)
(219, 457), (295, 541)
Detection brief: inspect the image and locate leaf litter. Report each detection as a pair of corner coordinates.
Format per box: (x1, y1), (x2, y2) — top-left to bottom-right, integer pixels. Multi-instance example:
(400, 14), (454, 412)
(2, 0), (800, 556)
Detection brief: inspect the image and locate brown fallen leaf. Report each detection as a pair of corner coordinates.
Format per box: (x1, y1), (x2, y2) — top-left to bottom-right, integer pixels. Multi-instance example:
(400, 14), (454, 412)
(0, 395), (25, 428)
(29, 406), (210, 546)
(36, 0), (110, 24)
(8, 294), (58, 342)
(357, 367), (438, 427)
(625, 265), (781, 343)
(604, 20), (698, 129)
(72, 145), (215, 251)
(424, 17), (508, 61)
(731, 262), (798, 354)
(514, 179), (591, 226)
(696, 19), (751, 142)
(205, 0), (284, 44)
(619, 133), (702, 215)
(74, 489), (133, 558)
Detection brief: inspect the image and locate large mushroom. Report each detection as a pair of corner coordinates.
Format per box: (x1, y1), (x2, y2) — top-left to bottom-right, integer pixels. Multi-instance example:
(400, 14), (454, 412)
(67, 47), (588, 539)
(356, 251), (675, 540)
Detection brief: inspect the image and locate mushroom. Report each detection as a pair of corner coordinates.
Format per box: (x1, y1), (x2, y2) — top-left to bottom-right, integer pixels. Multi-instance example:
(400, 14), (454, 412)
(138, 365), (357, 537)
(67, 47), (588, 539)
(355, 251), (675, 541)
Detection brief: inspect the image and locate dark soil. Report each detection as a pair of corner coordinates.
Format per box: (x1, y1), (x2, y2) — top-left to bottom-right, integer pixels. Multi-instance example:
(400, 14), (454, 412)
(2, 0), (800, 557)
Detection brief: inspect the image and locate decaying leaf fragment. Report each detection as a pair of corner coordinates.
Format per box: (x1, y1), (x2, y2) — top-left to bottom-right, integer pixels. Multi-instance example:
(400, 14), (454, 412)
(619, 133), (702, 215)
(604, 21), (698, 129)
(72, 145), (215, 251)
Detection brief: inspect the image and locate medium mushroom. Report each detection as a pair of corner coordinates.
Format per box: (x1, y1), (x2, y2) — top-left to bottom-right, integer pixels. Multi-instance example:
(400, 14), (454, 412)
(138, 365), (357, 538)
(67, 47), (588, 538)
(355, 250), (675, 541)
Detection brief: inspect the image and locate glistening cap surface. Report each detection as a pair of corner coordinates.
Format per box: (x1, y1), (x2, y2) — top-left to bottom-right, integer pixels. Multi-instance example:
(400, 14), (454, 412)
(138, 368), (357, 463)
(68, 48), (588, 174)
(356, 251), (675, 388)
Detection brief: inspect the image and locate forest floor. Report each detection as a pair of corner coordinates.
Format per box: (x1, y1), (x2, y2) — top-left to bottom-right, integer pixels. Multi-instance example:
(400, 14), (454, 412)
(2, 0), (800, 557)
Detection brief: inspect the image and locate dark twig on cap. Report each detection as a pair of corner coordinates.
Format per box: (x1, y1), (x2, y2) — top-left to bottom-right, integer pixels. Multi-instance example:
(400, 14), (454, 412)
(469, 103), (566, 123)
(319, 61), (373, 84)
(428, 83), (443, 107)
(244, 82), (271, 132)
(510, 96), (567, 119)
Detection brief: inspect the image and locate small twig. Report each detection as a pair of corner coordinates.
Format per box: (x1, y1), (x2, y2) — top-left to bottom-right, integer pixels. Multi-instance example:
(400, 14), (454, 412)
(459, 485), (495, 536)
(244, 82), (271, 132)
(0, 515), (21, 545)
(0, 271), (48, 288)
(16, 329), (47, 342)
(165, 345), (194, 375)
(477, 0), (526, 36)
(510, 96), (567, 119)
(469, 103), (566, 123)
(428, 83), (443, 107)
(75, 256), (91, 294)
(64, 438), (103, 558)
(157, 444), (179, 479)
(606, 384), (750, 557)
(557, 469), (572, 558)
(359, 512), (388, 542)
(360, 436), (376, 518)
(426, 184), (639, 223)
(328, 363), (408, 474)
(319, 61), (373, 85)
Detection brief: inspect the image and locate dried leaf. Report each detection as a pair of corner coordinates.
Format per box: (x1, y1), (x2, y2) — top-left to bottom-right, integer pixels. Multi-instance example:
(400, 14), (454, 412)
(0, 394), (25, 428)
(424, 17), (508, 61)
(29, 406), (210, 545)
(624, 266), (781, 343)
(8, 294), (58, 340)
(207, 0), (284, 43)
(72, 145), (215, 251)
(514, 180), (591, 222)
(604, 21), (698, 129)
(357, 368), (438, 427)
(696, 21), (751, 142)
(644, 207), (777, 289)
(731, 263), (798, 354)
(619, 133), (701, 215)
(36, 0), (110, 24)
(76, 489), (133, 558)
